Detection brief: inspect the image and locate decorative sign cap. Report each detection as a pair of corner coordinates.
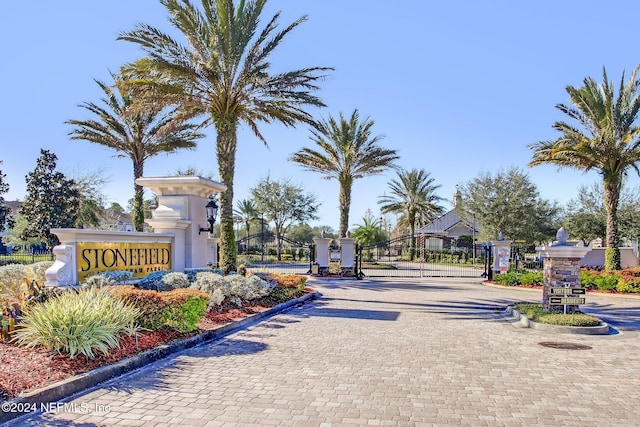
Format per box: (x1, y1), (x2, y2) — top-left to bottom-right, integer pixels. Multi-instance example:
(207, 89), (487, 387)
(556, 227), (569, 245)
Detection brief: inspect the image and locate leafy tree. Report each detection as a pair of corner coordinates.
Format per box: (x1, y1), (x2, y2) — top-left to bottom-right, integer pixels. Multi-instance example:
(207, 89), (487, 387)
(66, 72), (202, 232)
(118, 0), (331, 272)
(1, 213), (41, 249)
(529, 65), (640, 269)
(287, 223), (315, 244)
(563, 183), (640, 246)
(312, 225), (337, 239)
(0, 161), (11, 231)
(290, 109), (399, 238)
(457, 168), (560, 244)
(109, 202), (125, 214)
(20, 149), (80, 248)
(562, 184), (606, 246)
(72, 169), (109, 229)
(378, 168), (444, 240)
(250, 177), (319, 260)
(234, 199), (258, 238)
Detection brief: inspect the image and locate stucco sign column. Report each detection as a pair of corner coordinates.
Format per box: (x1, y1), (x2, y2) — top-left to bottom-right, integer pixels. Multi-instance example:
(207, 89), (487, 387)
(137, 176), (227, 271)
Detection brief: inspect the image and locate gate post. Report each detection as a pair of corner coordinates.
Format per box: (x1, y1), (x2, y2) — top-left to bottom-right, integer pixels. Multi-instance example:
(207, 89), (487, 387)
(339, 237), (356, 276)
(313, 237), (331, 275)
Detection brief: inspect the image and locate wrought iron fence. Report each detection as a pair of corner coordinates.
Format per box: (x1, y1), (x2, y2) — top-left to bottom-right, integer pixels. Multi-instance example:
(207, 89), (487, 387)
(0, 249), (54, 266)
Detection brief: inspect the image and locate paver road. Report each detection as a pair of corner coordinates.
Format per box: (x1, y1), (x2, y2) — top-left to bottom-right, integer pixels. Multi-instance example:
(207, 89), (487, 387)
(6, 278), (640, 426)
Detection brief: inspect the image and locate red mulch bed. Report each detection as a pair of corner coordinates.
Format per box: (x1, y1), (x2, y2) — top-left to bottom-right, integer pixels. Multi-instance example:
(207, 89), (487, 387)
(0, 298), (288, 401)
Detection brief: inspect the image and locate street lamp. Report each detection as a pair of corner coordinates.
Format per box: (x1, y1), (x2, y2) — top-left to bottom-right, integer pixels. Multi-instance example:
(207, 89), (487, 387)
(198, 195), (219, 235)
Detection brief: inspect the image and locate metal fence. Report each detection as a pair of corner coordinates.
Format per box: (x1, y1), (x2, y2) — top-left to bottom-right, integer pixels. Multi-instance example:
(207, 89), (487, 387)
(0, 250), (54, 266)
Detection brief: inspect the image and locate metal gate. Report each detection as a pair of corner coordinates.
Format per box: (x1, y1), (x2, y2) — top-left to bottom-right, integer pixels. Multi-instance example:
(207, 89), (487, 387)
(236, 232), (313, 275)
(357, 235), (485, 278)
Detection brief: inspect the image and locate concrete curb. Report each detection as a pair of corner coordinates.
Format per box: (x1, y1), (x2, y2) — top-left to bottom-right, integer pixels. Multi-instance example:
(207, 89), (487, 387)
(503, 306), (611, 335)
(0, 291), (320, 425)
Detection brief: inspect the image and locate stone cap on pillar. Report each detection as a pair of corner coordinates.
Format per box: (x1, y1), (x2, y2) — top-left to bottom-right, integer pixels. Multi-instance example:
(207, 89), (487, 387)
(536, 227), (591, 259)
(136, 176), (227, 197)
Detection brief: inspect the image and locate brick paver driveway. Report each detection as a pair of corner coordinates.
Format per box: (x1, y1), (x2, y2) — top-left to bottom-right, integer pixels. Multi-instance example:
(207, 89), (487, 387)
(6, 278), (640, 426)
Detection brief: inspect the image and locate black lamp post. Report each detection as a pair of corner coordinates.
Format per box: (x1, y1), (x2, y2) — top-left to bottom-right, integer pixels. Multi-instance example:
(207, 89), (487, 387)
(199, 195), (219, 235)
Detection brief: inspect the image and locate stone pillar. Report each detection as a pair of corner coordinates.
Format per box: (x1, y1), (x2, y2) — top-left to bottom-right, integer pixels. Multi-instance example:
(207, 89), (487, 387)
(339, 237), (356, 276)
(313, 237), (332, 275)
(536, 228), (590, 311)
(490, 237), (512, 275)
(137, 176), (227, 270)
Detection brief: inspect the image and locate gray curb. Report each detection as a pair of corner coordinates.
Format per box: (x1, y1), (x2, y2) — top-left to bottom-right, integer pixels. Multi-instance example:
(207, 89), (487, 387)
(503, 306), (611, 335)
(0, 291), (320, 425)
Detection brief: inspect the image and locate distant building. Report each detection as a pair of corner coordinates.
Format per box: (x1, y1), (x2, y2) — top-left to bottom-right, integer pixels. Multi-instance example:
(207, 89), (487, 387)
(415, 209), (479, 250)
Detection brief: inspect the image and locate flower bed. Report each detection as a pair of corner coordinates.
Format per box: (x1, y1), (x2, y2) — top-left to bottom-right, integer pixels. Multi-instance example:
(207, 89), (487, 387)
(0, 268), (309, 401)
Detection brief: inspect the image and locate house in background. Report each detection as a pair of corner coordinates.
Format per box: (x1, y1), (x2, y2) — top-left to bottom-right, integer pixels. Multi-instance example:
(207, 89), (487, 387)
(415, 209), (479, 250)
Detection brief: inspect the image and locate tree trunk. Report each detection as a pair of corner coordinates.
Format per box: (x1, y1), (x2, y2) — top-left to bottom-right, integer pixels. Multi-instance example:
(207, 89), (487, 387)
(216, 120), (238, 273)
(339, 177), (352, 238)
(133, 161), (144, 232)
(603, 177), (621, 270)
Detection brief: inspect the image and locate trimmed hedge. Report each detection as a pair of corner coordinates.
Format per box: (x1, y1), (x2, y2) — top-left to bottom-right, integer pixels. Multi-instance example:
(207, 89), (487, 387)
(107, 286), (209, 332)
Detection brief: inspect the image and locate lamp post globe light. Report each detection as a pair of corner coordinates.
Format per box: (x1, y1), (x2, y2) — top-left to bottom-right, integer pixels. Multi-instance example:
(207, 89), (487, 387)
(199, 195), (219, 235)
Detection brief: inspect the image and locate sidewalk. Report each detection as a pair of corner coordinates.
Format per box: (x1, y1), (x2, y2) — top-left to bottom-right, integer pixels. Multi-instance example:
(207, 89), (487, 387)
(5, 277), (640, 426)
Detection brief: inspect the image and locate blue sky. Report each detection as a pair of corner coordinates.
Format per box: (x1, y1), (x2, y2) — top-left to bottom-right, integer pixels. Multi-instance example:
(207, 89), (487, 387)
(2, 1), (640, 232)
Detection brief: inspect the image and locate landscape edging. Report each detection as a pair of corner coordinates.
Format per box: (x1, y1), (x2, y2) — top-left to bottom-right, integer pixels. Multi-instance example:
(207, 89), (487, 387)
(0, 291), (320, 425)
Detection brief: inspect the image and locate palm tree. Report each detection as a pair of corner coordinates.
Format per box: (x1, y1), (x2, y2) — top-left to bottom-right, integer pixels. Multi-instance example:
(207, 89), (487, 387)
(290, 109), (399, 238)
(529, 65), (640, 270)
(378, 168), (444, 259)
(118, 0), (331, 272)
(234, 198), (258, 238)
(67, 73), (202, 231)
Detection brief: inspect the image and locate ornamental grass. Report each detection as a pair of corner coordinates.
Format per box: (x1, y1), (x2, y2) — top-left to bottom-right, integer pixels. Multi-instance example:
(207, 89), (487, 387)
(13, 287), (141, 359)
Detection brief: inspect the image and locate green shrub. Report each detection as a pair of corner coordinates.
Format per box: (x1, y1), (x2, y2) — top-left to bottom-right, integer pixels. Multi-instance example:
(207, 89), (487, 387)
(191, 272), (275, 308)
(14, 287), (141, 359)
(605, 247), (621, 270)
(161, 289), (209, 332)
(0, 264), (31, 306)
(108, 286), (208, 332)
(161, 272), (190, 290)
(184, 267), (215, 283)
(616, 275), (640, 293)
(83, 274), (116, 288)
(519, 271), (543, 286)
(107, 286), (168, 330)
(137, 270), (172, 291)
(513, 302), (601, 327)
(30, 261), (54, 283)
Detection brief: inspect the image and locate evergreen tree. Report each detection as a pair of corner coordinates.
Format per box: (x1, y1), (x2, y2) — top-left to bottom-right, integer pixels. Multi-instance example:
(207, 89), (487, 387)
(0, 161), (11, 231)
(20, 149), (80, 248)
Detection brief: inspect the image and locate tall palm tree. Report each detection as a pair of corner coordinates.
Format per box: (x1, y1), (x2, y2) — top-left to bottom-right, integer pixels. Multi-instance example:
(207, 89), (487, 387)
(529, 65), (640, 270)
(118, 0), (331, 272)
(234, 198), (257, 238)
(67, 73), (202, 231)
(378, 168), (444, 258)
(290, 109), (399, 237)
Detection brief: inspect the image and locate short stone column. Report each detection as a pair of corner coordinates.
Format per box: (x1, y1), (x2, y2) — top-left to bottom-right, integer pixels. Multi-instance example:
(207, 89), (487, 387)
(339, 237), (356, 276)
(536, 228), (590, 311)
(491, 236), (512, 275)
(313, 237), (332, 275)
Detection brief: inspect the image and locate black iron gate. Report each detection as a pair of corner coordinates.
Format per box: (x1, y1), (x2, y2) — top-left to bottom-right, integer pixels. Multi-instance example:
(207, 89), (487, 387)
(236, 232), (313, 275)
(357, 235), (485, 278)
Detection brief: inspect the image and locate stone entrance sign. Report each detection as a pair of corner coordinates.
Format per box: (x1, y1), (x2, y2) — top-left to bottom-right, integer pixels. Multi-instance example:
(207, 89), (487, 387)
(536, 228), (590, 312)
